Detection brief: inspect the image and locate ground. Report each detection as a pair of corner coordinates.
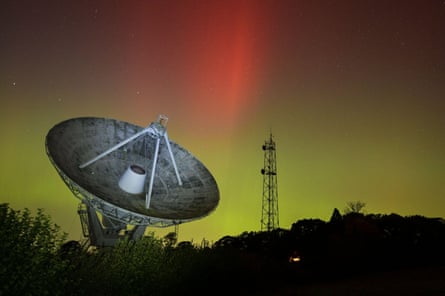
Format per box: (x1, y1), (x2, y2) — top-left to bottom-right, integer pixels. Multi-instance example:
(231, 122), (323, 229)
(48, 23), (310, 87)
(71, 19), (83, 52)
(266, 265), (445, 295)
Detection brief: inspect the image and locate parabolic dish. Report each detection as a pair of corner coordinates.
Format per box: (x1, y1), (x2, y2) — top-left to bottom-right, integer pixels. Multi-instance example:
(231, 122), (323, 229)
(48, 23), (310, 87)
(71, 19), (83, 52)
(46, 117), (219, 226)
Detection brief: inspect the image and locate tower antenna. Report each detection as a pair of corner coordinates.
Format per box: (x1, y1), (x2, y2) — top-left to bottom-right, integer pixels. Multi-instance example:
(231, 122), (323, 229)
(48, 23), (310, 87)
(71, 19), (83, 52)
(260, 132), (279, 231)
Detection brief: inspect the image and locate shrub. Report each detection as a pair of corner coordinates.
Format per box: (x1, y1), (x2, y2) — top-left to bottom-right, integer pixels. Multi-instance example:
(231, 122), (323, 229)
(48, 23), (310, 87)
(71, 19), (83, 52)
(0, 203), (68, 295)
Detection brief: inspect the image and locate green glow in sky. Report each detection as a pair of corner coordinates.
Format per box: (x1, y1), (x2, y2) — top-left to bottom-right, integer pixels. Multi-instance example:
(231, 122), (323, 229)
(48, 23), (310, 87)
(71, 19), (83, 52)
(1, 1), (445, 243)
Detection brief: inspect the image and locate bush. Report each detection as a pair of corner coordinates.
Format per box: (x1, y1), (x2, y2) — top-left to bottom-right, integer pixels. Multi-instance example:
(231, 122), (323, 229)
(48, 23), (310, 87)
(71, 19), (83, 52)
(74, 234), (169, 296)
(0, 203), (69, 295)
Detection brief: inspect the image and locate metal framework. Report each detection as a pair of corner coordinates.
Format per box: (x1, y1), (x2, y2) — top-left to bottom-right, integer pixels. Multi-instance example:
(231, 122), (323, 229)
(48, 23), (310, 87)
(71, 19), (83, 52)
(47, 149), (188, 227)
(260, 133), (279, 231)
(77, 201), (146, 247)
(79, 115), (182, 209)
(45, 115), (188, 248)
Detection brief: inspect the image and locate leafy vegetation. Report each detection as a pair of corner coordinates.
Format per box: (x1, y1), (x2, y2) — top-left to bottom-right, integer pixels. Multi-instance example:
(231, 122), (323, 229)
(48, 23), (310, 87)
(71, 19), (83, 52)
(0, 203), (68, 295)
(1, 202), (445, 295)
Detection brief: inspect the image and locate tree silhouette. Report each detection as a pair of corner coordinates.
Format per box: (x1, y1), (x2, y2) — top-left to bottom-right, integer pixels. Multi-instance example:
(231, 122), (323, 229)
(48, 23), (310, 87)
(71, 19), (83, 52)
(344, 201), (366, 214)
(2, 201), (445, 295)
(330, 208), (343, 223)
(163, 231), (177, 247)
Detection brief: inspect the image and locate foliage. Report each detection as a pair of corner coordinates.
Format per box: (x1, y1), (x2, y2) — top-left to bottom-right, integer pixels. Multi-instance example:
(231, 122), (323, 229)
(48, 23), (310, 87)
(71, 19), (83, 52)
(344, 200), (366, 214)
(1, 202), (445, 295)
(0, 203), (69, 295)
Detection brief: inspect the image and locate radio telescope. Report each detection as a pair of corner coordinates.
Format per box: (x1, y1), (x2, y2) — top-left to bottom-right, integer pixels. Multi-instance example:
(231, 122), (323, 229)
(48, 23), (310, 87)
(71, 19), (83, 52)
(46, 115), (219, 247)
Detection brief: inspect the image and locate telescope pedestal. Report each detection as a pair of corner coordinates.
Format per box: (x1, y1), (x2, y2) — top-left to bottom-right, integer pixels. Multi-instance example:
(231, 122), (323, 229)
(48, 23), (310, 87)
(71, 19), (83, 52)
(78, 201), (146, 247)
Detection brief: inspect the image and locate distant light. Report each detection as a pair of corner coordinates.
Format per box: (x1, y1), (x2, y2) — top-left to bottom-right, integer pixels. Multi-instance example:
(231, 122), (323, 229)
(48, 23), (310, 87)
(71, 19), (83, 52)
(289, 251), (302, 263)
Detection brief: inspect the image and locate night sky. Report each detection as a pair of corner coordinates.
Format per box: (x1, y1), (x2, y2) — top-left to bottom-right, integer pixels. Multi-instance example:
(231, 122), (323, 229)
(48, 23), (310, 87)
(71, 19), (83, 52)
(1, 0), (445, 243)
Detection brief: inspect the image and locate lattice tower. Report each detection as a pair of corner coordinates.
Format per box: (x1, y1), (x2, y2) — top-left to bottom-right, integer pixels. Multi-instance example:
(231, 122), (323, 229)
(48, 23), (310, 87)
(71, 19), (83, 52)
(260, 133), (279, 231)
